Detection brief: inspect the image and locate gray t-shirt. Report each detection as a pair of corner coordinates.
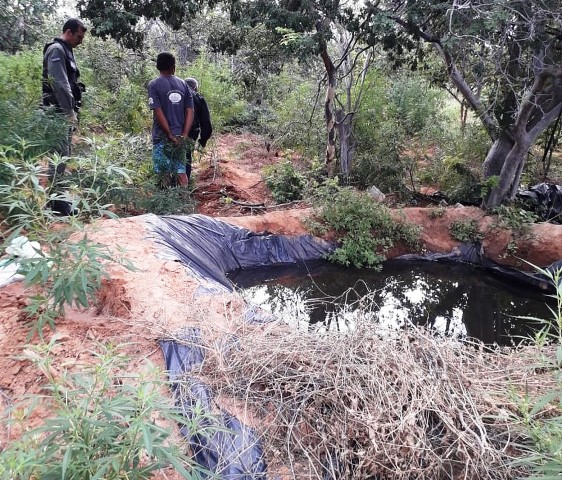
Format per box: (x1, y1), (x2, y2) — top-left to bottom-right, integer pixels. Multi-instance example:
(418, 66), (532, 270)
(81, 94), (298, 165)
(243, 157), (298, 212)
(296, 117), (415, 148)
(148, 75), (193, 142)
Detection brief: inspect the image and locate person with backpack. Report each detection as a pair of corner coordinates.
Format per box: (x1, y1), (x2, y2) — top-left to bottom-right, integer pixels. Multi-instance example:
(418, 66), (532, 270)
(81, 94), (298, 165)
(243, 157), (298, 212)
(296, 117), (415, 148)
(184, 77), (213, 179)
(42, 18), (87, 178)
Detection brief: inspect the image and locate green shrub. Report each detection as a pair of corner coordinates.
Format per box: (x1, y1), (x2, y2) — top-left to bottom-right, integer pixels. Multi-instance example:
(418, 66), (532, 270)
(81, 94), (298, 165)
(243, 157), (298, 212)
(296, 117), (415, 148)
(0, 142), (136, 338)
(0, 50), (43, 105)
(449, 218), (484, 243)
(491, 204), (539, 233)
(256, 70), (325, 158)
(309, 186), (420, 269)
(0, 340), (211, 479)
(131, 183), (197, 216)
(180, 53), (247, 130)
(263, 158), (306, 203)
(509, 267), (562, 477)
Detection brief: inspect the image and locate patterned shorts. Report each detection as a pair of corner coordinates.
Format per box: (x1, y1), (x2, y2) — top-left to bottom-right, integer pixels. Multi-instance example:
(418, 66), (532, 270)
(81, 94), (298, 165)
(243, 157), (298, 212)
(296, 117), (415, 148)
(153, 139), (187, 174)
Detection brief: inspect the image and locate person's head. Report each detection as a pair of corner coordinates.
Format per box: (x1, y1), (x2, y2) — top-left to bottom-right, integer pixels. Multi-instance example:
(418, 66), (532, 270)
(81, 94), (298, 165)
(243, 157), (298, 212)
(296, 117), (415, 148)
(185, 77), (198, 92)
(61, 18), (87, 48)
(156, 53), (176, 73)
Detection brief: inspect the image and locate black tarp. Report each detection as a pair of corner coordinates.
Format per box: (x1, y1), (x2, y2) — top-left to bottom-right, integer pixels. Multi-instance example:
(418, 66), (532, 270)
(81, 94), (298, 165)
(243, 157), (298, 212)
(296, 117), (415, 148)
(149, 214), (335, 289)
(160, 328), (267, 479)
(517, 182), (562, 223)
(394, 242), (558, 292)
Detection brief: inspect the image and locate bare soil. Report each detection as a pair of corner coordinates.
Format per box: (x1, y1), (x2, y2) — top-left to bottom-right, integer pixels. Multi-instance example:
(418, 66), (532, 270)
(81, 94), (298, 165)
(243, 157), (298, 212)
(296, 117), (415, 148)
(2, 132), (562, 475)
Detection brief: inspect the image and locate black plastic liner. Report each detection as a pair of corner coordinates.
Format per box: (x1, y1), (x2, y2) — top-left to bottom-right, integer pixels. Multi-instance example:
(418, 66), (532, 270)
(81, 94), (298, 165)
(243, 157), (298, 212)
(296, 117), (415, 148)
(395, 242), (559, 292)
(517, 182), (562, 223)
(160, 328), (267, 479)
(149, 214), (335, 289)
(149, 214), (560, 294)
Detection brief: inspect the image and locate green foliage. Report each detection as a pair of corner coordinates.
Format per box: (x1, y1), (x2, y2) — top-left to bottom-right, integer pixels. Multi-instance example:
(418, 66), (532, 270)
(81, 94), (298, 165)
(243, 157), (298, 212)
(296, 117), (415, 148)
(21, 237), (133, 339)
(0, 140), (132, 233)
(263, 157), (306, 203)
(386, 74), (445, 138)
(448, 219), (484, 243)
(425, 154), (484, 205)
(0, 0), (57, 53)
(133, 183), (197, 216)
(0, 142), (137, 338)
(0, 340), (209, 479)
(180, 54), (247, 130)
(353, 70), (446, 195)
(77, 37), (153, 134)
(509, 267), (562, 478)
(309, 185), (420, 269)
(256, 67), (325, 158)
(492, 204), (539, 232)
(428, 206), (446, 219)
(0, 49), (43, 104)
(0, 51), (69, 156)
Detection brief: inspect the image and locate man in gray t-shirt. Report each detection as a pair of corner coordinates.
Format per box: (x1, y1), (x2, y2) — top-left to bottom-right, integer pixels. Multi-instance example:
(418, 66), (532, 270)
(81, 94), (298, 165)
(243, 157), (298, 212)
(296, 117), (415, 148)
(148, 52), (194, 187)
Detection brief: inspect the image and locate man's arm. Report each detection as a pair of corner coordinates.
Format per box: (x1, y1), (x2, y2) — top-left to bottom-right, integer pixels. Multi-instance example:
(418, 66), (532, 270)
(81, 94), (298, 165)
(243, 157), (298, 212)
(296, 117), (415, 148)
(45, 44), (75, 117)
(182, 107), (194, 138)
(154, 108), (175, 141)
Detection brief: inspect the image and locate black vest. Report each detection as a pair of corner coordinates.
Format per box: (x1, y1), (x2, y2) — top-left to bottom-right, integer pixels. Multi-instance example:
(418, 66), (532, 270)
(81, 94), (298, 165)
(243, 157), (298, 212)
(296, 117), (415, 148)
(42, 38), (82, 111)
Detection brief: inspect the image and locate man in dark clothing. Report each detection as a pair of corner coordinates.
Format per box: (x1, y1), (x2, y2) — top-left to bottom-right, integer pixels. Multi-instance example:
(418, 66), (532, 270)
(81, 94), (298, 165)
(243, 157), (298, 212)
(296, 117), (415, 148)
(148, 53), (194, 187)
(184, 77), (213, 178)
(42, 18), (87, 178)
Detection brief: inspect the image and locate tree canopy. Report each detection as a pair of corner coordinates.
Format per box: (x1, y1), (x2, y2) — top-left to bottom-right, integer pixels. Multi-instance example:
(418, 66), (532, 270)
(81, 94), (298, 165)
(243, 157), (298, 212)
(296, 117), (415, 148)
(77, 0), (562, 207)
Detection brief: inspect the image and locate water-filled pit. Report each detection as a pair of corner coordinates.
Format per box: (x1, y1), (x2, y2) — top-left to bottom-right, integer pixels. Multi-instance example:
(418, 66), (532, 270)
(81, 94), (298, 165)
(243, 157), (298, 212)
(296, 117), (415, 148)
(229, 260), (555, 346)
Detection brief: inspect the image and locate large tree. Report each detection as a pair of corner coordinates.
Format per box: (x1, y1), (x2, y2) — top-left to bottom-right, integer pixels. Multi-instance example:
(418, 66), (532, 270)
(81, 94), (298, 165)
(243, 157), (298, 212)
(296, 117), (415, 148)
(363, 0), (562, 208)
(78, 0), (562, 207)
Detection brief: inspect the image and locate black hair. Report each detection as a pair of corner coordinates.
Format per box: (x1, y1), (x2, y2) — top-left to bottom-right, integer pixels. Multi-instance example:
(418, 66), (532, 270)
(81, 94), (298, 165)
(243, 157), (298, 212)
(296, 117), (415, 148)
(156, 52), (176, 72)
(63, 18), (87, 34)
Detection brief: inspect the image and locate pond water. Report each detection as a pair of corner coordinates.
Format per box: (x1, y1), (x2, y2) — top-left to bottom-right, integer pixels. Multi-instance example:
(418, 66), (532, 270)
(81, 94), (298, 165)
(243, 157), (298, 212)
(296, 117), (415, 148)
(228, 260), (555, 346)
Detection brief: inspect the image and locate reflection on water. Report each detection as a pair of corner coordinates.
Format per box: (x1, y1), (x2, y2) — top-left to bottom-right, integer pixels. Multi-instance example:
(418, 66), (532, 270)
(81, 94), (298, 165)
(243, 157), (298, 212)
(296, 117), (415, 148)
(228, 260), (554, 345)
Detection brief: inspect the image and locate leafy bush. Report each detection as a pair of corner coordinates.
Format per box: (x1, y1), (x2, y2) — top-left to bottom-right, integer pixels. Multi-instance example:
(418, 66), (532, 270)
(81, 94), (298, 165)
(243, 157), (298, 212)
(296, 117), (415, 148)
(353, 70), (447, 195)
(448, 219), (484, 243)
(20, 238), (134, 339)
(309, 186), (420, 269)
(180, 53), (247, 130)
(263, 158), (306, 203)
(0, 341), (210, 479)
(0, 142), (136, 338)
(256, 69), (325, 158)
(426, 154), (484, 205)
(0, 49), (43, 105)
(131, 183), (197, 215)
(509, 267), (562, 477)
(491, 204), (539, 232)
(78, 37), (153, 134)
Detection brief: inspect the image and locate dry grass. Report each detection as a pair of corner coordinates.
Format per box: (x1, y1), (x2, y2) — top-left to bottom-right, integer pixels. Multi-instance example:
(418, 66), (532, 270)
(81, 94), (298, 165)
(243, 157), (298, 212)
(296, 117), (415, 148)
(171, 319), (560, 480)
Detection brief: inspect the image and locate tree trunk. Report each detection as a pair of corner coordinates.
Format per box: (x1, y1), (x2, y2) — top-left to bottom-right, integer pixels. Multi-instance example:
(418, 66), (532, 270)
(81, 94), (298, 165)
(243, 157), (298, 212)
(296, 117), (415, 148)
(483, 137), (527, 208)
(321, 45), (337, 177)
(336, 108), (355, 181)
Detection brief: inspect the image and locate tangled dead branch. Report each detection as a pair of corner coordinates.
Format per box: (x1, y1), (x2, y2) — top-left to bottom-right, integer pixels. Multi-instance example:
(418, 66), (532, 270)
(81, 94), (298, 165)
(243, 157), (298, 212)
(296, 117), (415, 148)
(179, 320), (555, 479)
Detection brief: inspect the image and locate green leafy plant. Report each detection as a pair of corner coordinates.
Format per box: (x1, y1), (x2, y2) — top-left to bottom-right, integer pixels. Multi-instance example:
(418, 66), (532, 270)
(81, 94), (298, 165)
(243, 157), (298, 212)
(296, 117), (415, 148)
(492, 204), (539, 233)
(0, 340), (212, 479)
(20, 237), (134, 339)
(263, 158), (306, 203)
(0, 141), (137, 338)
(449, 219), (484, 243)
(309, 186), (420, 269)
(509, 266), (562, 478)
(428, 206), (446, 219)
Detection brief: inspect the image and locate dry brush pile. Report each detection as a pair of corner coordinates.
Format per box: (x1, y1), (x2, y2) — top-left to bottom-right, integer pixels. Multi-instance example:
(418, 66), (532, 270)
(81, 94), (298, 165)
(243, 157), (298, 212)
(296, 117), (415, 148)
(181, 321), (556, 479)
